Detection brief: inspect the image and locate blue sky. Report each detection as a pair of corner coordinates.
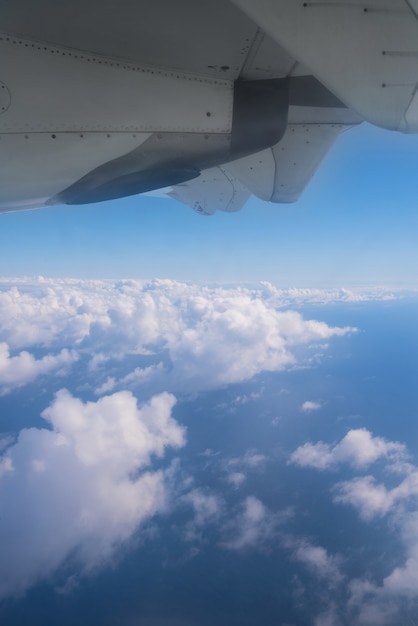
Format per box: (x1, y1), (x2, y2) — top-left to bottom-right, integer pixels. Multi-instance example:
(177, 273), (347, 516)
(1, 122), (417, 286)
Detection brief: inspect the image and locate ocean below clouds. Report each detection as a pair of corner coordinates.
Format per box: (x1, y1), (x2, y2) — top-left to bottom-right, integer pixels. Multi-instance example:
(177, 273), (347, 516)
(0, 277), (417, 626)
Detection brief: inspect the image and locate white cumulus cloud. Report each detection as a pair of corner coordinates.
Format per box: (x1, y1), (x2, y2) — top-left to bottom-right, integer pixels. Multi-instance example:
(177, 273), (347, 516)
(0, 389), (185, 599)
(290, 428), (406, 470)
(0, 342), (78, 394)
(301, 401), (322, 413)
(0, 279), (354, 396)
(292, 427), (418, 624)
(333, 475), (395, 520)
(292, 540), (343, 584)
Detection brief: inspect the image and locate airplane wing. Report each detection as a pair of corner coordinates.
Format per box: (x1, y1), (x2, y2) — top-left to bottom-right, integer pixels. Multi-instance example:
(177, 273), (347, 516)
(224, 82), (361, 204)
(170, 78), (360, 208)
(169, 168), (250, 216)
(1, 0), (417, 213)
(224, 124), (347, 204)
(232, 0), (418, 133)
(170, 122), (354, 212)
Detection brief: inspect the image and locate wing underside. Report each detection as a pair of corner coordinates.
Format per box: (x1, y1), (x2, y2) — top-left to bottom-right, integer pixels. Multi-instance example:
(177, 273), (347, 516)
(1, 0), (416, 213)
(168, 168), (250, 215)
(168, 122), (351, 213)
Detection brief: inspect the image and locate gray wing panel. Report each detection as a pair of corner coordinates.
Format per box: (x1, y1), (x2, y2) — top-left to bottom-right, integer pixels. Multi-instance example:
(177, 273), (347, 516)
(0, 0), (257, 81)
(232, 0), (418, 132)
(224, 123), (353, 204)
(223, 149), (276, 202)
(168, 167), (250, 215)
(0, 0), (312, 83)
(270, 124), (347, 203)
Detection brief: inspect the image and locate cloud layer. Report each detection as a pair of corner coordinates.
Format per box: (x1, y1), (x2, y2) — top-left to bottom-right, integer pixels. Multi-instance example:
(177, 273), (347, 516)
(0, 278), (369, 609)
(0, 278), (354, 396)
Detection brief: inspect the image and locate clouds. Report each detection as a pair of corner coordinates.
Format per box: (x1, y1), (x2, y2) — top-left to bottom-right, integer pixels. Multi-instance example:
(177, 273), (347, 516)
(223, 450), (267, 488)
(181, 489), (224, 543)
(0, 278), (354, 397)
(334, 464), (418, 521)
(0, 389), (185, 599)
(383, 537), (418, 596)
(0, 277), (357, 602)
(291, 540), (343, 584)
(290, 428), (418, 624)
(290, 428), (406, 470)
(117, 287), (351, 394)
(0, 280), (109, 349)
(4, 276), (402, 623)
(258, 282), (401, 305)
(333, 476), (395, 520)
(222, 496), (276, 551)
(0, 342), (78, 395)
(0, 279), (397, 354)
(300, 400), (321, 413)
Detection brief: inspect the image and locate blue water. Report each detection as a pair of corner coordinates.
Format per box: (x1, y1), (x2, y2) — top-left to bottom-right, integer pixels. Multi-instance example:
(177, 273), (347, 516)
(1, 298), (417, 625)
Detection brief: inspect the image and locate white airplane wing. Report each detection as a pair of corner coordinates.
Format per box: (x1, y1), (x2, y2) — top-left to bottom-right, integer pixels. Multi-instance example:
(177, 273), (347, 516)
(1, 0), (418, 213)
(225, 120), (355, 205)
(232, 0), (418, 133)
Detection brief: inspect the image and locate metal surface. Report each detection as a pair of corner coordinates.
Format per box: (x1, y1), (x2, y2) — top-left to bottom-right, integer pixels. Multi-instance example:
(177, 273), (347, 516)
(231, 79), (289, 157)
(232, 0), (418, 132)
(270, 124), (347, 203)
(0, 81), (11, 115)
(0, 35), (233, 134)
(54, 132), (232, 205)
(0, 0), (414, 214)
(169, 167), (250, 215)
(224, 149), (276, 201)
(225, 123), (354, 204)
(0, 132), (151, 211)
(0, 0), (258, 81)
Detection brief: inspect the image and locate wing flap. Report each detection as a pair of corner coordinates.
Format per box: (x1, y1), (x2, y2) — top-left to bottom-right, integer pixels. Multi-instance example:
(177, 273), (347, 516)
(224, 123), (351, 204)
(168, 167), (250, 215)
(270, 124), (346, 203)
(223, 149), (276, 201)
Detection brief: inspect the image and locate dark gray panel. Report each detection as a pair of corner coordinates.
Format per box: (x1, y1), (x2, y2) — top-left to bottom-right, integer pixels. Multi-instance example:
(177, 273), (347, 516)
(231, 78), (289, 157)
(53, 132), (231, 205)
(289, 76), (346, 109)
